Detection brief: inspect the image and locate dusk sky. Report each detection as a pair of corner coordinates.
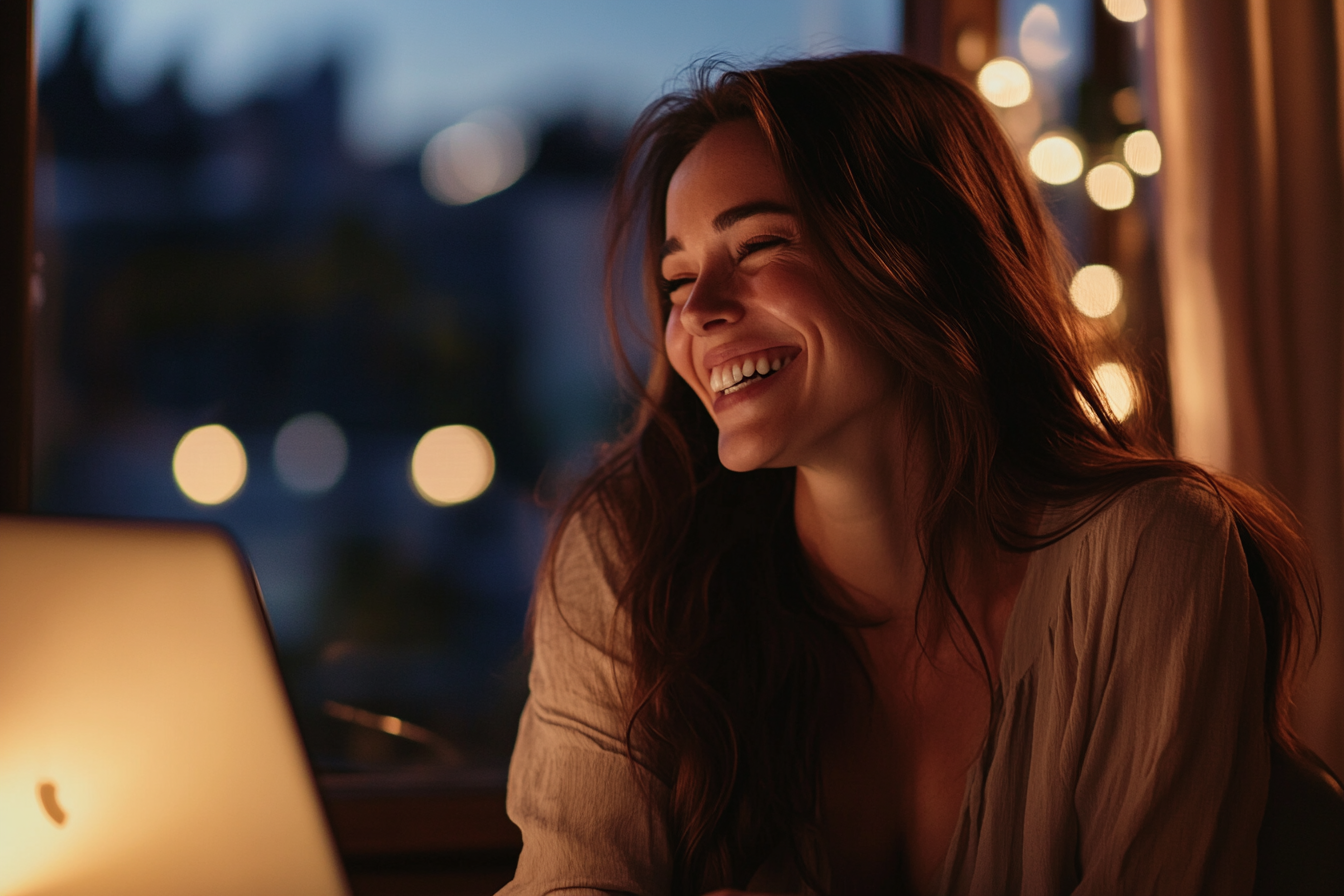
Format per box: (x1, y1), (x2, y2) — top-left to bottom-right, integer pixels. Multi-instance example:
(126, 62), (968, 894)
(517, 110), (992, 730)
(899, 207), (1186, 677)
(37, 0), (902, 161)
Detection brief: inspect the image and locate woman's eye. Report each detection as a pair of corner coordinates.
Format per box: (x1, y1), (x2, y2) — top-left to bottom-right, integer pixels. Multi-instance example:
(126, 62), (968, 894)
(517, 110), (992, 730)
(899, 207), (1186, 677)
(736, 235), (788, 260)
(660, 277), (693, 297)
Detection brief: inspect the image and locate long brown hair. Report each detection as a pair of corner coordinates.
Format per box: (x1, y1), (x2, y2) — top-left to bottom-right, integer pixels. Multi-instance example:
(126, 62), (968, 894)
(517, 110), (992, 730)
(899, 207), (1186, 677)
(537, 53), (1320, 894)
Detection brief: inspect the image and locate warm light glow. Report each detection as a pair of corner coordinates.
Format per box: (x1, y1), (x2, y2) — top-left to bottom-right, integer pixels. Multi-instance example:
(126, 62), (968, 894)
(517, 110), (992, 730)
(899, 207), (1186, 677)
(1103, 0), (1147, 22)
(273, 412), (347, 495)
(1121, 129), (1162, 176)
(421, 109), (530, 205)
(1112, 87), (1143, 125)
(977, 58), (1032, 108)
(1093, 361), (1137, 421)
(1070, 265), (1124, 318)
(1019, 4), (1070, 70)
(410, 425), (495, 506)
(956, 27), (990, 71)
(1028, 135), (1084, 185)
(173, 425), (247, 505)
(1085, 161), (1135, 210)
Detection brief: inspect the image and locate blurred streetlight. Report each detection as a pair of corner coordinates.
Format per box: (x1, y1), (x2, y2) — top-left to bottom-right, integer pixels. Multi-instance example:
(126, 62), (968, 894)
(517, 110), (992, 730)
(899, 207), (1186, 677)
(410, 425), (495, 505)
(421, 109), (532, 205)
(173, 424), (247, 505)
(273, 412), (347, 495)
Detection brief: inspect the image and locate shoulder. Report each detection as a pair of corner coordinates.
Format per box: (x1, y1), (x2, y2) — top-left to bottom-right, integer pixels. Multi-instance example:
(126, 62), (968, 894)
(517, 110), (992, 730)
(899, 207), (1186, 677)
(1065, 476), (1239, 581)
(533, 503), (630, 661)
(1053, 476), (1250, 635)
(1085, 475), (1233, 542)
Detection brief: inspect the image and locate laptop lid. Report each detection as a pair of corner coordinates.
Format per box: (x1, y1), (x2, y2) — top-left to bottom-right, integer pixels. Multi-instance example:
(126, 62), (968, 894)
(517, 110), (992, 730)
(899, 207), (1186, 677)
(0, 514), (350, 896)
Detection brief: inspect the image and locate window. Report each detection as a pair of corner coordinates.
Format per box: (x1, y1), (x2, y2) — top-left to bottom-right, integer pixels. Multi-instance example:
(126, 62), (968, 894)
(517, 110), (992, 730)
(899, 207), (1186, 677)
(29, 0), (900, 795)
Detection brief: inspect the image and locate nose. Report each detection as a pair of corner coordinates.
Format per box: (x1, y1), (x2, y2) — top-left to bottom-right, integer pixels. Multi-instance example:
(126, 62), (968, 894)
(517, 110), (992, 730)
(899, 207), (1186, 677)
(676, 271), (743, 336)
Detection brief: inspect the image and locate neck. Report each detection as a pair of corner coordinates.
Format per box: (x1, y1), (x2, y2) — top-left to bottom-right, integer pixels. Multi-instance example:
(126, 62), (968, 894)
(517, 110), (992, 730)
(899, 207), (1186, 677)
(792, 417), (929, 619)
(791, 418), (1027, 646)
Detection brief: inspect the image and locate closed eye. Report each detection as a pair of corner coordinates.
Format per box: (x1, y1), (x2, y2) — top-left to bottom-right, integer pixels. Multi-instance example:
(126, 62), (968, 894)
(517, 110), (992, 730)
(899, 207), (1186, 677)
(735, 234), (790, 260)
(659, 276), (694, 297)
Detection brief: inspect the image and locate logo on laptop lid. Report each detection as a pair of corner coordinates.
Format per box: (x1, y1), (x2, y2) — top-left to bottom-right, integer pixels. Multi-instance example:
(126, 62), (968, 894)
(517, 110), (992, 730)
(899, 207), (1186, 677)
(37, 781), (67, 826)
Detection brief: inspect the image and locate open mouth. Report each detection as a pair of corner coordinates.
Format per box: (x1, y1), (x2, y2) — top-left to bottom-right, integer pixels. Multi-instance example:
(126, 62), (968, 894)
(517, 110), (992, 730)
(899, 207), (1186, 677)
(710, 351), (796, 396)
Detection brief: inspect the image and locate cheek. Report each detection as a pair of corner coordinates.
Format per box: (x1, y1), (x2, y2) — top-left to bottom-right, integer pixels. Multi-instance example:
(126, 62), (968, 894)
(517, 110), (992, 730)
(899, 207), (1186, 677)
(663, 307), (697, 388)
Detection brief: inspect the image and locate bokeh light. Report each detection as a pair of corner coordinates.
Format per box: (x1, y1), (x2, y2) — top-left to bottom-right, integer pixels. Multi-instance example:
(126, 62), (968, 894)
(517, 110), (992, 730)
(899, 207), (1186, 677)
(1112, 87), (1143, 125)
(1085, 161), (1135, 210)
(1121, 129), (1162, 176)
(1019, 4), (1070, 71)
(173, 424), (247, 505)
(273, 412), (348, 495)
(421, 109), (531, 205)
(1028, 134), (1084, 185)
(1103, 0), (1148, 23)
(410, 425), (495, 506)
(1092, 361), (1137, 421)
(956, 27), (990, 71)
(977, 58), (1032, 108)
(1070, 265), (1124, 318)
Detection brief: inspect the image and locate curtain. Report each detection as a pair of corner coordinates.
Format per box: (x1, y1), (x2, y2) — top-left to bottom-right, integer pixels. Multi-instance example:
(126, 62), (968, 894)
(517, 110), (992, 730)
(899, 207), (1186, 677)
(1154, 0), (1344, 772)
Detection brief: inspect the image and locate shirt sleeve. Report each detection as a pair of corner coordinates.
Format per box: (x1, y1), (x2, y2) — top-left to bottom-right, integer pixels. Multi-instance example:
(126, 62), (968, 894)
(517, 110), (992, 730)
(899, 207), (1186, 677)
(497, 517), (672, 896)
(1068, 481), (1270, 895)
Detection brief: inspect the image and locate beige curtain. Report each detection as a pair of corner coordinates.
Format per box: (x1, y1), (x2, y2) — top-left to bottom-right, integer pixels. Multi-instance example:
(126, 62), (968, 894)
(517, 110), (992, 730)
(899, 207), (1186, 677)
(1155, 0), (1344, 772)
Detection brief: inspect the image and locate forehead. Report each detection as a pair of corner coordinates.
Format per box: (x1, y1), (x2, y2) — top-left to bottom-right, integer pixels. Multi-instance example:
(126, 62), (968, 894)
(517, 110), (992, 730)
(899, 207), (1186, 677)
(665, 121), (789, 231)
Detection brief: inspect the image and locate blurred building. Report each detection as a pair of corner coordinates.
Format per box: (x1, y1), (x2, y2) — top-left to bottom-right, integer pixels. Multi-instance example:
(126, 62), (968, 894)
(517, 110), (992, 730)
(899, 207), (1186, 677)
(34, 9), (629, 773)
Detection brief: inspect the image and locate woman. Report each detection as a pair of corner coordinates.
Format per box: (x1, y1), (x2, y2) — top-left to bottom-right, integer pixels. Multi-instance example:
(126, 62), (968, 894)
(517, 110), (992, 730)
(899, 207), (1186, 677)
(500, 53), (1321, 895)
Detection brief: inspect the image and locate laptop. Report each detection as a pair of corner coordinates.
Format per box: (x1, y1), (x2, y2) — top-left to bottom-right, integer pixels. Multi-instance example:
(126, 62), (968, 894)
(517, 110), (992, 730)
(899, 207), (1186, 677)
(0, 514), (350, 896)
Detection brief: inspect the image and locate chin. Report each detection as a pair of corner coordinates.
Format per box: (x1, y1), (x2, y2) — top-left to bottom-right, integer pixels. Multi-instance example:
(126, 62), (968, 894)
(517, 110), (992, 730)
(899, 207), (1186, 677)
(716, 431), (788, 472)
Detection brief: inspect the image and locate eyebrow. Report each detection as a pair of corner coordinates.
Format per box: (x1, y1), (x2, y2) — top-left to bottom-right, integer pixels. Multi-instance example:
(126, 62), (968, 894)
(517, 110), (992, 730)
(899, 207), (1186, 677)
(659, 200), (796, 261)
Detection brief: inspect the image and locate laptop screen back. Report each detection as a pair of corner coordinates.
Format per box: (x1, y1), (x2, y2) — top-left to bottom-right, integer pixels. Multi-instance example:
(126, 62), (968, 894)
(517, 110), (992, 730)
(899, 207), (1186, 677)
(0, 515), (349, 896)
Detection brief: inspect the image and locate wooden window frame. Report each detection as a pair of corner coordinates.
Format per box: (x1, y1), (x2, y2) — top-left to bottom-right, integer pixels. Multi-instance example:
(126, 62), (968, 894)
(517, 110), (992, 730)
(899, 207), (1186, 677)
(1, 0), (35, 515)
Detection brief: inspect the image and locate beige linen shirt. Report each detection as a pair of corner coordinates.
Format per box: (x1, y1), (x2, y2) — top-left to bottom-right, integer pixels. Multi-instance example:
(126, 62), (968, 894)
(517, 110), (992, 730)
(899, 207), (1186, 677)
(500, 478), (1270, 895)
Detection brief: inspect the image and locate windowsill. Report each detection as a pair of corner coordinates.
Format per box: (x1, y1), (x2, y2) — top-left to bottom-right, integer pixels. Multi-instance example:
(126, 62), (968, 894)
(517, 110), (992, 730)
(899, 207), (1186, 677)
(322, 769), (521, 895)
(321, 767), (520, 858)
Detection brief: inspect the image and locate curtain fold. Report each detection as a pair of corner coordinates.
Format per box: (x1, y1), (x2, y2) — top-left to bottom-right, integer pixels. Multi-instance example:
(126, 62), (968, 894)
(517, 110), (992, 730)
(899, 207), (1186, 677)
(1154, 0), (1344, 772)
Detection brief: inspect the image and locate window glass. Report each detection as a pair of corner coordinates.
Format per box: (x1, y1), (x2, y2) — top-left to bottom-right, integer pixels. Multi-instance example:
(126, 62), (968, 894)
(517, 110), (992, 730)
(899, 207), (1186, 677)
(32, 0), (900, 777)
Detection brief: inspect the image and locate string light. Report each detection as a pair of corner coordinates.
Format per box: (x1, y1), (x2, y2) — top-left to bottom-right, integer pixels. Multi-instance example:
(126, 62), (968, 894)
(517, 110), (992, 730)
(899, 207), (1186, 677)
(956, 27), (990, 71)
(1103, 0), (1147, 22)
(1092, 361), (1137, 421)
(1085, 161), (1135, 210)
(1019, 4), (1070, 71)
(1121, 129), (1162, 176)
(977, 58), (1032, 108)
(1112, 87), (1143, 125)
(1070, 265), (1123, 318)
(1028, 134), (1084, 185)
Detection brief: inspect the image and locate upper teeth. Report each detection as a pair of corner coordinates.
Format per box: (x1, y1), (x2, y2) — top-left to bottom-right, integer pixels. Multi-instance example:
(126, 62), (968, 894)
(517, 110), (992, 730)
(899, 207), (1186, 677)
(709, 353), (791, 393)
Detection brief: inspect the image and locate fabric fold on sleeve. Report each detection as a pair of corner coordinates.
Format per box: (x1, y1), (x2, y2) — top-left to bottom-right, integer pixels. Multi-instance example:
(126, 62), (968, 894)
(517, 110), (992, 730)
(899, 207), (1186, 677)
(1068, 482), (1269, 895)
(498, 517), (673, 896)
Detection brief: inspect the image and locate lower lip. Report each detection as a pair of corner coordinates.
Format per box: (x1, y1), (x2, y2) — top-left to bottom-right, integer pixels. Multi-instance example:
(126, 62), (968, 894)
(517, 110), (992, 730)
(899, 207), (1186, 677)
(710, 360), (794, 412)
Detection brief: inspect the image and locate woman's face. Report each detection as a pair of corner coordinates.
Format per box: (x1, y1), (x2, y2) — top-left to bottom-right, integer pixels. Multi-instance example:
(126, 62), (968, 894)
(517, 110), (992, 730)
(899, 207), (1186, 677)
(661, 120), (902, 473)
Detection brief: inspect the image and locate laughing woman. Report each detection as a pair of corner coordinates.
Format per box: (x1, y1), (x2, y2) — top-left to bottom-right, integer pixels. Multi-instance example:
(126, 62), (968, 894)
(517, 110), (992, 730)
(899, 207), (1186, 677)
(498, 54), (1324, 896)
